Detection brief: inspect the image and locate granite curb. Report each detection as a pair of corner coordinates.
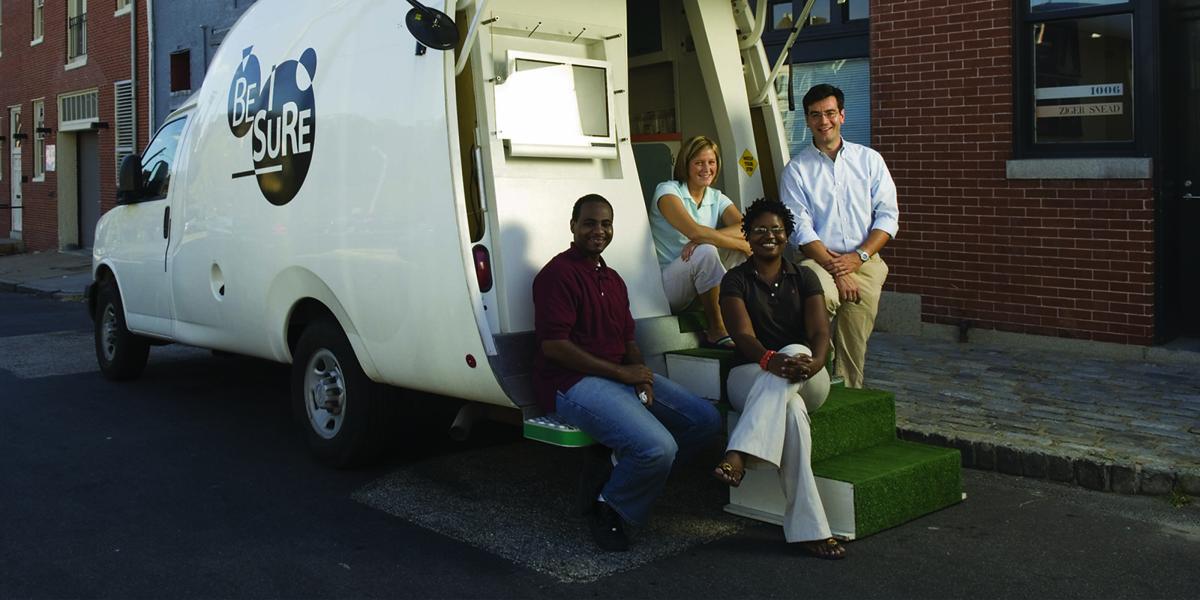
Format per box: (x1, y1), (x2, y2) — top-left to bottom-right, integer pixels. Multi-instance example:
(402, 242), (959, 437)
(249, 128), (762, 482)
(897, 428), (1200, 497)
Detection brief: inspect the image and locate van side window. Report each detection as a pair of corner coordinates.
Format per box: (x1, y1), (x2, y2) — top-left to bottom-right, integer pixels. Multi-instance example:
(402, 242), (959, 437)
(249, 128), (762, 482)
(139, 117), (187, 200)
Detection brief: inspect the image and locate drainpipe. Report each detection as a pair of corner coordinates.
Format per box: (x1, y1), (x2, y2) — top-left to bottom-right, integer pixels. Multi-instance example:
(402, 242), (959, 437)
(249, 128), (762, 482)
(146, 0), (155, 133)
(130, 0), (139, 151)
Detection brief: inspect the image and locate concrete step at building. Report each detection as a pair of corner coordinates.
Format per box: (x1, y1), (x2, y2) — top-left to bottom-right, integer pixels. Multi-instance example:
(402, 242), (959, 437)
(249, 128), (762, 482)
(0, 239), (23, 256)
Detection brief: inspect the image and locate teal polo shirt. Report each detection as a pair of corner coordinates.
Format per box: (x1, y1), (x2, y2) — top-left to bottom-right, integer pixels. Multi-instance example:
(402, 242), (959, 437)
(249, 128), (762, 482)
(648, 180), (735, 266)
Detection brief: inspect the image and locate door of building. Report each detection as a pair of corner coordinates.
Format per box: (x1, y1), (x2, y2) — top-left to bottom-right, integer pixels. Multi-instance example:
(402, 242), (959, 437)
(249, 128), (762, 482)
(78, 132), (101, 248)
(1165, 0), (1200, 337)
(8, 106), (22, 237)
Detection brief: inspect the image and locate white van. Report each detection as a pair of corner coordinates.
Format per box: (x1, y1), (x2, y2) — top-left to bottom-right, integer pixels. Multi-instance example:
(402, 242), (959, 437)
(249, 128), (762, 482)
(89, 0), (800, 465)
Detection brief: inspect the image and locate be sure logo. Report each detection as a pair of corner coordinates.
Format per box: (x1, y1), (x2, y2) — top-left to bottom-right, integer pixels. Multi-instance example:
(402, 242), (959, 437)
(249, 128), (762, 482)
(227, 46), (318, 206)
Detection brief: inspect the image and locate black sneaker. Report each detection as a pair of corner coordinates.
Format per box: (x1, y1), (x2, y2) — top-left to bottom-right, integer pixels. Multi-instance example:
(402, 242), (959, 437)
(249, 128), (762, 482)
(589, 501), (629, 552)
(574, 446), (614, 516)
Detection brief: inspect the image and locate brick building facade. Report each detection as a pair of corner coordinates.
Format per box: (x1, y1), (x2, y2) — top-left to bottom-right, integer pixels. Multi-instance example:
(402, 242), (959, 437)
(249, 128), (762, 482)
(872, 0), (1157, 345)
(0, 0), (151, 252)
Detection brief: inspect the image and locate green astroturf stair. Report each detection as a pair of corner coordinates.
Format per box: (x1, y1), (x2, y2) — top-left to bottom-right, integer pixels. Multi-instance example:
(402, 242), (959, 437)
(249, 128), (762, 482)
(664, 349), (963, 540)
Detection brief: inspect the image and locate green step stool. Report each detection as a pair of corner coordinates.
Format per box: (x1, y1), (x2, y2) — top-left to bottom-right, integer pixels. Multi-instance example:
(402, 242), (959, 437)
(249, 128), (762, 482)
(664, 349), (963, 540)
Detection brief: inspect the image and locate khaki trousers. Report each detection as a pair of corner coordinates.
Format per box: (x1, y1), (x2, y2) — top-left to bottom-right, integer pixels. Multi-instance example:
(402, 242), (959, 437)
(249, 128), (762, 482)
(800, 255), (888, 388)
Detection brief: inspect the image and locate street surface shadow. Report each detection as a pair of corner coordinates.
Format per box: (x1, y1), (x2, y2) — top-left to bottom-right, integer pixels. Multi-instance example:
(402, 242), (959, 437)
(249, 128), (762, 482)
(355, 441), (747, 583)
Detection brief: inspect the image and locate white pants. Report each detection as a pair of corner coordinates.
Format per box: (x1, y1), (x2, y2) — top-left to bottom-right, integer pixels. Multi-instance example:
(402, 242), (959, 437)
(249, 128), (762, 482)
(726, 343), (832, 542)
(660, 244), (745, 312)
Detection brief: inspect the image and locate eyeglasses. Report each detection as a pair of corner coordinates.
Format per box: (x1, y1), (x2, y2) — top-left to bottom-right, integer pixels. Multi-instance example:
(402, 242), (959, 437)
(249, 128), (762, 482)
(749, 226), (786, 236)
(806, 109), (841, 121)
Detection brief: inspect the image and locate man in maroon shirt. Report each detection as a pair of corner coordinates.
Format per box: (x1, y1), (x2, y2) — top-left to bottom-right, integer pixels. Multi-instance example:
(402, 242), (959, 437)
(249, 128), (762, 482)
(533, 194), (721, 552)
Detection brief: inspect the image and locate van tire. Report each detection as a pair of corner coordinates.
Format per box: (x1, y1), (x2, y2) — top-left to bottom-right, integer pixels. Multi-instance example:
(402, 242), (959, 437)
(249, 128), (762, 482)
(94, 279), (151, 381)
(291, 318), (392, 468)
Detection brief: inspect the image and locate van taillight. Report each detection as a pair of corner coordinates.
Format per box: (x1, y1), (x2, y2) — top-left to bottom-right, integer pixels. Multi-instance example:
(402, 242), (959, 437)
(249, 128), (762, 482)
(472, 244), (493, 293)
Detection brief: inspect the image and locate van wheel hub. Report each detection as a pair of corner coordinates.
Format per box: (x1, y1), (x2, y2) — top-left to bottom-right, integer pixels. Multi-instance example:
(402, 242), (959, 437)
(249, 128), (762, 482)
(305, 349), (346, 439)
(100, 304), (119, 362)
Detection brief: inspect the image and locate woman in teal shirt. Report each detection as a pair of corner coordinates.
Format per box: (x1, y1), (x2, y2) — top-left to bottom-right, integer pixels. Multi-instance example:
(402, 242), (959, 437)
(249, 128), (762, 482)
(649, 136), (750, 347)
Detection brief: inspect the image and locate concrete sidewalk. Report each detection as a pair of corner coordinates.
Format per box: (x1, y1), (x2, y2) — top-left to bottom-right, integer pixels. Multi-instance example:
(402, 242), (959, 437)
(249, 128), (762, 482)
(0, 248), (1197, 497)
(0, 246), (92, 300)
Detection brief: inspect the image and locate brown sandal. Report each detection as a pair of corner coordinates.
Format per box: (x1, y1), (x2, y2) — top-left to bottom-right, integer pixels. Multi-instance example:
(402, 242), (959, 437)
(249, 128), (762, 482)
(798, 537), (846, 560)
(712, 462), (745, 487)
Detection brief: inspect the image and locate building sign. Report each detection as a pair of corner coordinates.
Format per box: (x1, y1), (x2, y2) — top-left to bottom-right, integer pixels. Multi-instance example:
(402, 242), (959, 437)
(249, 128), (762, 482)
(1035, 102), (1124, 118)
(45, 144), (56, 172)
(1034, 83), (1123, 100)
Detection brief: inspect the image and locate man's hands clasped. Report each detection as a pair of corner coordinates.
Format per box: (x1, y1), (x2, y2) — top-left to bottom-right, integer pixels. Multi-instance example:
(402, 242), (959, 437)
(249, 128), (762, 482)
(617, 364), (656, 407)
(822, 250), (862, 304)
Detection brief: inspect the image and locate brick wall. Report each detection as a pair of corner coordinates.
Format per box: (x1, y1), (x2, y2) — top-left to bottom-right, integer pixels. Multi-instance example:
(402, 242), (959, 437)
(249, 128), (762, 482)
(0, 0), (151, 251)
(872, 0), (1155, 345)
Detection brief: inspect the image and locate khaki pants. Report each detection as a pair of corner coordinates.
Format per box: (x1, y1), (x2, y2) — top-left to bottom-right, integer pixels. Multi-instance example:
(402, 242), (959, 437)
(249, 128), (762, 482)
(800, 255), (888, 388)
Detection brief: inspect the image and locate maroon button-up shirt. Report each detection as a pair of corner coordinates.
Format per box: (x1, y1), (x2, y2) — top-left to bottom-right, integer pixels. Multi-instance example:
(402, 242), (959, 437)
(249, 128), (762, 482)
(532, 244), (636, 413)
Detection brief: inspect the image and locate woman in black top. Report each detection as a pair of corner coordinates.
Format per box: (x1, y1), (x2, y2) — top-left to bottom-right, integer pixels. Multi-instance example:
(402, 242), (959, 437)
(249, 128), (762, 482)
(714, 198), (844, 559)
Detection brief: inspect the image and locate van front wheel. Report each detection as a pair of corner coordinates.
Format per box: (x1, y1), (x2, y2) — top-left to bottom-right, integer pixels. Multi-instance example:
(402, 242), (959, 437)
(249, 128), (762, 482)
(94, 279), (150, 381)
(291, 318), (391, 468)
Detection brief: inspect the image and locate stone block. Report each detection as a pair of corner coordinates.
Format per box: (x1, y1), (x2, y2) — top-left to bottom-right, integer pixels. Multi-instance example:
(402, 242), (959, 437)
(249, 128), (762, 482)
(1110, 466), (1138, 495)
(996, 446), (1024, 476)
(974, 442), (996, 471)
(1179, 474), (1200, 496)
(1074, 459), (1110, 491)
(1046, 455), (1074, 482)
(1138, 470), (1176, 496)
(1022, 452), (1048, 479)
(952, 438), (975, 468)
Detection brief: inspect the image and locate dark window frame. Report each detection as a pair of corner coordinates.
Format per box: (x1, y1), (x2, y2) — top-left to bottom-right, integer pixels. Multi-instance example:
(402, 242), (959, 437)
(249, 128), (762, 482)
(1013, 1), (1159, 159)
(760, 0), (869, 64)
(169, 50), (192, 93)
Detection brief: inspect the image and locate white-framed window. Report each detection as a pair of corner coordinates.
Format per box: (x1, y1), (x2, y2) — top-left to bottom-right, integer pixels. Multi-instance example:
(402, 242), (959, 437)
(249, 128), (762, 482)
(67, 0), (88, 64)
(58, 89), (99, 131)
(32, 99), (46, 181)
(115, 0), (130, 16)
(32, 0), (45, 44)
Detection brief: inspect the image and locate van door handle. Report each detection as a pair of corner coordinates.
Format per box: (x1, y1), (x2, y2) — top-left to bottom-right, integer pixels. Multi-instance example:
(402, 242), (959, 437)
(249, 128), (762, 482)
(163, 206), (170, 239)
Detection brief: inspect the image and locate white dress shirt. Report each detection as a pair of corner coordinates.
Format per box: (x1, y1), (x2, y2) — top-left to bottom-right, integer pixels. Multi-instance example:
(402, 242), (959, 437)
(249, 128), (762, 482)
(779, 139), (899, 254)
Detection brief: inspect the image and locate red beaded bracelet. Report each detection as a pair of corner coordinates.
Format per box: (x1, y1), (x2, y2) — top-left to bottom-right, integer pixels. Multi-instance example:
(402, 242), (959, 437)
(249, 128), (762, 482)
(759, 350), (776, 371)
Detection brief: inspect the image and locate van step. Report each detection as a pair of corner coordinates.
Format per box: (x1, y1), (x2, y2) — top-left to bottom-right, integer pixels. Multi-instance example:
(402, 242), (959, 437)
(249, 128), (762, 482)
(523, 414), (595, 448)
(725, 440), (962, 540)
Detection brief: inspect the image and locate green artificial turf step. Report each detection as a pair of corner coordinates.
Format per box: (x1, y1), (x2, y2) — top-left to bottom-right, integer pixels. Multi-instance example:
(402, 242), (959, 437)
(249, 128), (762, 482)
(812, 440), (963, 538)
(809, 387), (896, 463)
(726, 439), (962, 540)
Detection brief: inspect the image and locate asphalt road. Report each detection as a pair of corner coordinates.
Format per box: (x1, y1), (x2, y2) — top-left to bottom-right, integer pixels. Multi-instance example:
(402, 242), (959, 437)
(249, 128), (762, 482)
(1, 291), (1198, 599)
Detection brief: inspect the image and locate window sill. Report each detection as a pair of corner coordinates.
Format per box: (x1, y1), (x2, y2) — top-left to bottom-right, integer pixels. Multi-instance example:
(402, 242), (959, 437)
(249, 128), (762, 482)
(115, 6), (132, 17)
(32, 176), (46, 183)
(31, 37), (44, 47)
(1005, 157), (1151, 180)
(65, 56), (89, 71)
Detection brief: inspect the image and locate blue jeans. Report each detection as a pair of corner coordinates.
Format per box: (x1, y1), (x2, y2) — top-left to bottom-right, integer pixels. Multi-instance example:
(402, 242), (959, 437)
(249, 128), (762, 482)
(556, 374), (721, 526)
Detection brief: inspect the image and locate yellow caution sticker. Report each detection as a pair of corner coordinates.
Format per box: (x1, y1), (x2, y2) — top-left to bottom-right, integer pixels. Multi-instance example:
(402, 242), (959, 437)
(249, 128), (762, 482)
(739, 149), (757, 176)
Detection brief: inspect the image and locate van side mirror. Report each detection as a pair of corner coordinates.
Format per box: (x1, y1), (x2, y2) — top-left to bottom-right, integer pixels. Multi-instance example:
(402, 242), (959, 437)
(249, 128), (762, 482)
(404, 0), (458, 50)
(117, 153), (144, 204)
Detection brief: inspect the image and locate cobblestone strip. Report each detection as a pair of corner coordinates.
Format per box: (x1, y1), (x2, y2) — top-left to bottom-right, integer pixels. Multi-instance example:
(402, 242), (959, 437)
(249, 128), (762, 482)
(868, 333), (1200, 496)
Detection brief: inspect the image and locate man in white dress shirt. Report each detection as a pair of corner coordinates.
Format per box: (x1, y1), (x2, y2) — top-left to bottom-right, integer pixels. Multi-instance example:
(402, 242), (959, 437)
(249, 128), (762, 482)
(779, 84), (900, 388)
